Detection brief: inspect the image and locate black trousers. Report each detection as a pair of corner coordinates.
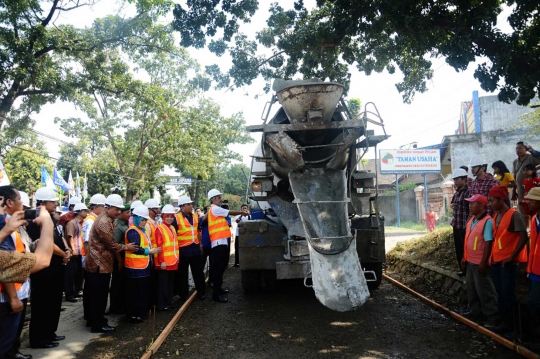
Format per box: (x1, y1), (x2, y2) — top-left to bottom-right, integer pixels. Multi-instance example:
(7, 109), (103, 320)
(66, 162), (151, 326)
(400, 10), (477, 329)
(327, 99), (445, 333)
(201, 246), (212, 280)
(65, 255), (83, 299)
(211, 245), (229, 296)
(109, 257), (126, 314)
(157, 270), (175, 309)
(453, 227), (466, 269)
(85, 271), (111, 330)
(5, 298), (27, 357)
(126, 276), (150, 318)
(29, 265), (64, 346)
(176, 255), (206, 298)
(234, 236), (240, 265)
(83, 270), (89, 320)
(225, 238), (231, 270)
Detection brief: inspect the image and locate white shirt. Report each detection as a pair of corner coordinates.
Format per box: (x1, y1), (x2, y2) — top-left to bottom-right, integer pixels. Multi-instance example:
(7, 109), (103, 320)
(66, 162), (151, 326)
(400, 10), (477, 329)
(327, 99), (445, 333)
(83, 212), (98, 243)
(210, 205), (230, 248)
(235, 214), (250, 236)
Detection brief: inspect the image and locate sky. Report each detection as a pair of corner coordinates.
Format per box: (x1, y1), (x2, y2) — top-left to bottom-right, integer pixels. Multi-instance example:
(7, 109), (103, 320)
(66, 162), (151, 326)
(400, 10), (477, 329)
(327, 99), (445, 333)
(32, 0), (514, 173)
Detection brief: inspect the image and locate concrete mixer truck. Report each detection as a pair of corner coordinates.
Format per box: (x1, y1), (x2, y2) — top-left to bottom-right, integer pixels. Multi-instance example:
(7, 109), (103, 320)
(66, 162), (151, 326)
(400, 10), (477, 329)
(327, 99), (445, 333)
(239, 79), (389, 312)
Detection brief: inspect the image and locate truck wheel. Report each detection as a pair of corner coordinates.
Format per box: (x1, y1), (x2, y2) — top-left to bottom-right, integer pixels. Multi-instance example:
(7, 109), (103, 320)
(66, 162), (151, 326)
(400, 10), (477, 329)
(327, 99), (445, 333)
(242, 270), (260, 293)
(259, 270), (277, 292)
(363, 262), (383, 290)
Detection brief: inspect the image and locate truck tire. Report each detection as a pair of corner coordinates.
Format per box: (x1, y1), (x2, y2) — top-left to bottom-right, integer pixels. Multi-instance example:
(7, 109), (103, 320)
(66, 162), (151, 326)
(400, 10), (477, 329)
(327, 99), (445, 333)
(363, 262), (383, 290)
(241, 270), (260, 293)
(259, 270), (277, 292)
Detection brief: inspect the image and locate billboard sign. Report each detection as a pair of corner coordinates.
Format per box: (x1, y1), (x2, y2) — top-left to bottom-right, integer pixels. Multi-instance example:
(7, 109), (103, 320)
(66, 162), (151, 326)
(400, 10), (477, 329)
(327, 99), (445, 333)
(379, 149), (441, 174)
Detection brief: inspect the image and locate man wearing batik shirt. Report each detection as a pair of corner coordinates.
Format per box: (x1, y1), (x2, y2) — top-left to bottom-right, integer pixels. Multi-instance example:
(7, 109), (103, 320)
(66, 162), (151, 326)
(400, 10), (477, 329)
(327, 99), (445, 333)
(469, 155), (499, 216)
(450, 168), (471, 276)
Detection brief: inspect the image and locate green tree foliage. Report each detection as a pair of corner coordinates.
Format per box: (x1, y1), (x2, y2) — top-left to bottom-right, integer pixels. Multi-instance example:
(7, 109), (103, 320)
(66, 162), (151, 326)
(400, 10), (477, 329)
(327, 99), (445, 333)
(347, 98), (362, 118)
(0, 0), (174, 130)
(173, 1), (540, 105)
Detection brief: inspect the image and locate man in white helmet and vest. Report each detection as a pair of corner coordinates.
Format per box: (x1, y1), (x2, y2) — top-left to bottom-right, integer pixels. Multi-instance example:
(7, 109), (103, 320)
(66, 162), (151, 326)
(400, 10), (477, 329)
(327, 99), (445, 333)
(469, 154), (499, 216)
(206, 189), (248, 303)
(450, 168), (471, 276)
(85, 194), (138, 333)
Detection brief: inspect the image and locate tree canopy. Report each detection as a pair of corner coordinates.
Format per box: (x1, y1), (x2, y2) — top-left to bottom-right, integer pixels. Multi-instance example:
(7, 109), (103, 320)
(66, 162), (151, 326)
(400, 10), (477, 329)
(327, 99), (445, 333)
(173, 0), (540, 105)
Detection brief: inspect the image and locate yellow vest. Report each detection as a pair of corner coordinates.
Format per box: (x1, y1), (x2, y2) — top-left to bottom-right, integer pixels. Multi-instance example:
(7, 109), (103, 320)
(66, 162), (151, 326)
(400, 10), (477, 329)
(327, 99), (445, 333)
(124, 226), (150, 269)
(156, 224), (179, 266)
(208, 205), (231, 242)
(176, 212), (200, 247)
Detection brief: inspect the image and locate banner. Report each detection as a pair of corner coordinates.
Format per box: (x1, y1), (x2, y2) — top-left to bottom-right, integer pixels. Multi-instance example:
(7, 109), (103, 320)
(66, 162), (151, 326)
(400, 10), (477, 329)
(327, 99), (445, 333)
(53, 168), (73, 191)
(41, 165), (56, 189)
(83, 174), (88, 201)
(76, 172), (81, 198)
(379, 149), (441, 174)
(0, 159), (10, 186)
(68, 171), (74, 196)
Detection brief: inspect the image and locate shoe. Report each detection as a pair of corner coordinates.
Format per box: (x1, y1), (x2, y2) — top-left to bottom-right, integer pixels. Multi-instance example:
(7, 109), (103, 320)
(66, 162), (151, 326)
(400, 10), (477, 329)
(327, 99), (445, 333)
(50, 335), (65, 341)
(60, 307), (67, 312)
(91, 326), (116, 333)
(30, 341), (59, 349)
(178, 296), (188, 301)
(232, 264), (239, 267)
(169, 305), (179, 309)
(491, 323), (512, 335)
(456, 271), (465, 276)
(220, 289), (229, 295)
(484, 321), (499, 330)
(213, 295), (228, 303)
(10, 352), (32, 359)
(127, 316), (143, 323)
(65, 297), (77, 303)
(198, 294), (206, 301)
(157, 307), (169, 311)
(460, 311), (480, 321)
(76, 290), (84, 297)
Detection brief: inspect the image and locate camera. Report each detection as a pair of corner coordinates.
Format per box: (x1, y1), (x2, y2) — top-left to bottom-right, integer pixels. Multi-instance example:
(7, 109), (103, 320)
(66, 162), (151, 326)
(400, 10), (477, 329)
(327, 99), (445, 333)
(24, 209), (40, 221)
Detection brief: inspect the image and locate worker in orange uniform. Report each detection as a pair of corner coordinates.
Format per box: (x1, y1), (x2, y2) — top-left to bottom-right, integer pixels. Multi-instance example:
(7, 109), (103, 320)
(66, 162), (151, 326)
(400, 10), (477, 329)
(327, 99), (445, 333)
(460, 194), (499, 329)
(174, 196), (206, 301)
(155, 204), (179, 310)
(488, 185), (529, 335)
(524, 187), (540, 348)
(207, 189), (248, 303)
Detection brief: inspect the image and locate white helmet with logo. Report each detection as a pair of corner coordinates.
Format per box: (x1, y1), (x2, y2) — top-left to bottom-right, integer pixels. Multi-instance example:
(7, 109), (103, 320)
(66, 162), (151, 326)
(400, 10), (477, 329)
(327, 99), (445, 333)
(19, 191), (30, 208)
(161, 204), (176, 214)
(132, 205), (151, 219)
(69, 197), (82, 205)
(207, 188), (222, 200)
(144, 198), (160, 209)
(89, 194), (106, 205)
(469, 154), (487, 168)
(178, 195), (193, 206)
(105, 194), (124, 208)
(73, 203), (88, 212)
(35, 187), (59, 202)
(451, 168), (468, 179)
(130, 200), (143, 209)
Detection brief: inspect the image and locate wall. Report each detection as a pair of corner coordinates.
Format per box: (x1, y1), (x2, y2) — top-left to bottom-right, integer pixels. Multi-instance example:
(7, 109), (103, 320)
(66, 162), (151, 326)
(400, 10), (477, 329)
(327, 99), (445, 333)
(377, 189), (416, 225)
(479, 95), (534, 132)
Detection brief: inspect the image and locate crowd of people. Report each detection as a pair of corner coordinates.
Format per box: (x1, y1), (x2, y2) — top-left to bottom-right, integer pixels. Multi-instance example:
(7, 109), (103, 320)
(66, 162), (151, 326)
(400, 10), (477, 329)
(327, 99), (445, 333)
(450, 141), (540, 346)
(0, 185), (248, 359)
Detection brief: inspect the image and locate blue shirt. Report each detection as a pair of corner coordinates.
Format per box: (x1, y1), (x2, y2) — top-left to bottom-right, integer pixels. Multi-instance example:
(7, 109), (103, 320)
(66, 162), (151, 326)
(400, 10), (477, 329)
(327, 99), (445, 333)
(200, 216), (211, 247)
(469, 217), (494, 242)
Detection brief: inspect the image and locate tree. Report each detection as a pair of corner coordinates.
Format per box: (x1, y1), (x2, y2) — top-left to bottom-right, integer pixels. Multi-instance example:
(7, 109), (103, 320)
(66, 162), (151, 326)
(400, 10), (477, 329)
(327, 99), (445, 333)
(347, 98), (362, 118)
(0, 0), (174, 129)
(173, 1), (540, 105)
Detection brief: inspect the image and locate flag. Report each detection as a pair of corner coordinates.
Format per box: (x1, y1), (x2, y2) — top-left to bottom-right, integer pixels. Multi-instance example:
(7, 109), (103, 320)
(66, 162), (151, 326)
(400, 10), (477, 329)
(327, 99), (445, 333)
(0, 159), (10, 186)
(68, 171), (74, 196)
(53, 168), (73, 191)
(76, 172), (81, 198)
(83, 174), (88, 201)
(41, 165), (55, 189)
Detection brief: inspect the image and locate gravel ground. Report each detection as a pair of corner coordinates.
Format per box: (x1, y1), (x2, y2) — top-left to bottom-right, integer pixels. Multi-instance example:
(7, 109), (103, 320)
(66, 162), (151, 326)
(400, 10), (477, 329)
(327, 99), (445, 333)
(76, 265), (521, 359)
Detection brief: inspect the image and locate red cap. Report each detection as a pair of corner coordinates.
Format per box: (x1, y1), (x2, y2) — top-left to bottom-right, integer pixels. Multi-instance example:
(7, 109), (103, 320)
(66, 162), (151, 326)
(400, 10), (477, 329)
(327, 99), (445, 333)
(465, 194), (488, 205)
(488, 186), (508, 199)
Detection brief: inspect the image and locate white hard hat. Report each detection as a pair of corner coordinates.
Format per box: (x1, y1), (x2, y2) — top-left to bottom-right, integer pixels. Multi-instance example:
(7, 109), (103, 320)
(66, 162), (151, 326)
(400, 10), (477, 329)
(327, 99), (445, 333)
(469, 155), (487, 167)
(161, 204), (176, 214)
(19, 191), (30, 208)
(207, 188), (222, 200)
(130, 200), (143, 209)
(451, 168), (468, 179)
(35, 187), (59, 201)
(105, 194), (124, 208)
(132, 205), (151, 219)
(178, 195), (193, 206)
(55, 206), (63, 213)
(69, 197), (82, 205)
(89, 194), (106, 205)
(144, 198), (160, 208)
(73, 203), (88, 212)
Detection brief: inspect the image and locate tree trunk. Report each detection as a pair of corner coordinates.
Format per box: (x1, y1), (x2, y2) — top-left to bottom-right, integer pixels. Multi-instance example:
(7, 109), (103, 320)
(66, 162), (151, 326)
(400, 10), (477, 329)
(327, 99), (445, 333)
(193, 175), (202, 209)
(125, 180), (135, 203)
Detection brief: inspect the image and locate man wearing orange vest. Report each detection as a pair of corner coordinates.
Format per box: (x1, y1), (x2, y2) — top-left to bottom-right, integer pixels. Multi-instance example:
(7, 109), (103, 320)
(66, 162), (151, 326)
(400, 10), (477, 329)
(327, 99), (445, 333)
(524, 187), (540, 347)
(488, 185), (529, 335)
(207, 189), (248, 303)
(155, 204), (180, 310)
(460, 194), (499, 328)
(0, 185), (33, 359)
(174, 196), (205, 301)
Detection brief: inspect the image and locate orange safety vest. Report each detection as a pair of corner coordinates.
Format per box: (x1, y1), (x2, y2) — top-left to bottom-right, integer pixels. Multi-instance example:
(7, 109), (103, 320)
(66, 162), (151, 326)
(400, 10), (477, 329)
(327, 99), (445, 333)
(176, 212), (200, 247)
(146, 220), (157, 248)
(463, 215), (492, 265)
(124, 226), (151, 269)
(492, 208), (528, 263)
(156, 224), (179, 266)
(0, 230), (25, 291)
(528, 215), (540, 275)
(207, 205), (231, 242)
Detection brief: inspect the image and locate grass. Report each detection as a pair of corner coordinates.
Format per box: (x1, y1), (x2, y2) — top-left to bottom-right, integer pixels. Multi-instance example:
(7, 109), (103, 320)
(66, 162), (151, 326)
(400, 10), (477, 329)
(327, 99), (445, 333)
(385, 221), (452, 233)
(387, 227), (457, 270)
